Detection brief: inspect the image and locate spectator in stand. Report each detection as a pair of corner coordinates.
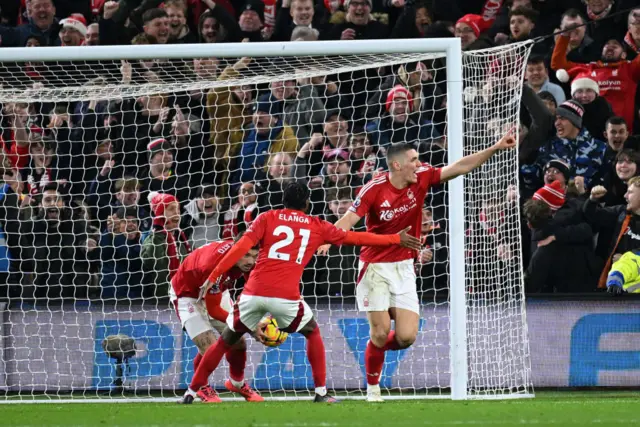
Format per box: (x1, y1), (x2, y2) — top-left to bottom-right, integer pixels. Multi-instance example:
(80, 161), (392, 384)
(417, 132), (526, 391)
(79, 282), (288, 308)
(199, 0), (244, 43)
(553, 9), (601, 64)
(59, 14), (87, 47)
(455, 14), (492, 51)
(327, 0), (389, 40)
(568, 73), (614, 143)
(0, 0), (59, 47)
(268, 78), (326, 146)
(417, 206), (448, 293)
(21, 182), (93, 301)
(272, 0), (322, 42)
(85, 23), (99, 46)
(390, 0), (432, 39)
(141, 192), (191, 299)
(221, 182), (259, 239)
(581, 0), (626, 49)
(624, 8), (640, 58)
(233, 96), (298, 186)
(142, 9), (171, 44)
(525, 56), (566, 106)
(348, 129), (381, 184)
(523, 180), (600, 293)
(96, 206), (143, 300)
(258, 152), (294, 210)
(290, 25), (319, 40)
(237, 0), (266, 41)
(183, 185), (221, 249)
(524, 100), (607, 191)
(506, 7), (543, 55)
(584, 178), (640, 290)
(538, 91), (558, 116)
(602, 149), (640, 207)
(165, 0), (199, 43)
(297, 110), (349, 178)
(139, 138), (191, 211)
(554, 36), (640, 134)
(366, 84), (440, 155)
(23, 135), (58, 197)
(603, 117), (633, 162)
(91, 175), (150, 232)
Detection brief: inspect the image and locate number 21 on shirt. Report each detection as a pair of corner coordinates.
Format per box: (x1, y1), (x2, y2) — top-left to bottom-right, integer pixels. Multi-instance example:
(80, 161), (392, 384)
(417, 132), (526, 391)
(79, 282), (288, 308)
(268, 225), (311, 264)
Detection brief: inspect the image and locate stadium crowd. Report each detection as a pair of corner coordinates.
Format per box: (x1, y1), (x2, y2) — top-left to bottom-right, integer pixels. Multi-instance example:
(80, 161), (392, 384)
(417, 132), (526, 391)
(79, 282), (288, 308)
(0, 0), (638, 304)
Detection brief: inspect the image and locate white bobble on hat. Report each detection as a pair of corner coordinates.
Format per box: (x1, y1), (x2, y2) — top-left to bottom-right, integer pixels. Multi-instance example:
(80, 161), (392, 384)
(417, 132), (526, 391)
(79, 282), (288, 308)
(147, 191), (160, 204)
(556, 69), (570, 83)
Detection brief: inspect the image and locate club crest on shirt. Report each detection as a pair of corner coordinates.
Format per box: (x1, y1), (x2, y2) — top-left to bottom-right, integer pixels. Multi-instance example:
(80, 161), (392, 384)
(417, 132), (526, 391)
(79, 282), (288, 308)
(407, 189), (414, 200)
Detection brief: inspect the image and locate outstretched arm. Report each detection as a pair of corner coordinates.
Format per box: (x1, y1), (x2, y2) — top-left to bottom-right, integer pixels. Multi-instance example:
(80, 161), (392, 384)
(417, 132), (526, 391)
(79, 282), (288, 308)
(439, 132), (516, 182)
(343, 231), (400, 246)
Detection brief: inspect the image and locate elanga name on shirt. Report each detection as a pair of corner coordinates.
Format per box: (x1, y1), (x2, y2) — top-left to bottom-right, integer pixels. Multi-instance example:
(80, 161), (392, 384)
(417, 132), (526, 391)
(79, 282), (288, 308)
(278, 212), (310, 224)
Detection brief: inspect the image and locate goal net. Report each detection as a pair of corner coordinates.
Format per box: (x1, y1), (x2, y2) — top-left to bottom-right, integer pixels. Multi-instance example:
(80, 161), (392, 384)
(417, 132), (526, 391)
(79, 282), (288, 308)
(0, 39), (533, 401)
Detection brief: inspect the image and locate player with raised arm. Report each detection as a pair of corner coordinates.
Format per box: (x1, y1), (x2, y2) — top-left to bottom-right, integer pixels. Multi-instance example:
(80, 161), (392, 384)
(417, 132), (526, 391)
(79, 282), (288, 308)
(187, 181), (421, 403)
(322, 134), (516, 402)
(172, 234), (264, 404)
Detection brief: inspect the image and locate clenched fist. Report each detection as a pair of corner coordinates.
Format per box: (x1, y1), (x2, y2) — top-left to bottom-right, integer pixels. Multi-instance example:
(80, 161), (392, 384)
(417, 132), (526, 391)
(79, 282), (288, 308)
(590, 185), (607, 201)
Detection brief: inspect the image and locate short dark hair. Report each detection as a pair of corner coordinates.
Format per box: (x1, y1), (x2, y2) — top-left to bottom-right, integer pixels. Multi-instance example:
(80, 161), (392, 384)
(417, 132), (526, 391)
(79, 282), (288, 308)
(283, 180), (310, 211)
(200, 185), (217, 199)
(615, 149), (639, 164)
(115, 206), (139, 219)
(143, 8), (168, 25)
(509, 6), (538, 23)
(523, 199), (552, 229)
(386, 143), (415, 161)
(42, 182), (60, 194)
(526, 55), (545, 65)
(606, 116), (628, 128)
(537, 91), (557, 107)
(561, 8), (586, 25)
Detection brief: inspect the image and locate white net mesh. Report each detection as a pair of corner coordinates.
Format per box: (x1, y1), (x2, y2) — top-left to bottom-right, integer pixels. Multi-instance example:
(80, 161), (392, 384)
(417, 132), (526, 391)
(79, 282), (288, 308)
(0, 40), (533, 401)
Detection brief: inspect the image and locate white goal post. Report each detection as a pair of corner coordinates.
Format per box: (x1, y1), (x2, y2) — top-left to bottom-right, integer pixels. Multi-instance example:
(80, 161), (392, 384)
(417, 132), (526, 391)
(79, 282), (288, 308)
(0, 38), (534, 402)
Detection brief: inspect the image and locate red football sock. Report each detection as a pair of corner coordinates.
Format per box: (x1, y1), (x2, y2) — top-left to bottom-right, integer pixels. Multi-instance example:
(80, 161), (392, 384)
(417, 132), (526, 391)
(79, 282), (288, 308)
(305, 326), (327, 388)
(365, 340), (385, 386)
(225, 347), (246, 383)
(383, 331), (401, 351)
(193, 353), (203, 372)
(190, 336), (231, 390)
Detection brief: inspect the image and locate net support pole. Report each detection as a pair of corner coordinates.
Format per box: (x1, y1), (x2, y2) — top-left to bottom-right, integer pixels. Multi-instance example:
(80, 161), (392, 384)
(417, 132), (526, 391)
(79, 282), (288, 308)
(445, 38), (468, 401)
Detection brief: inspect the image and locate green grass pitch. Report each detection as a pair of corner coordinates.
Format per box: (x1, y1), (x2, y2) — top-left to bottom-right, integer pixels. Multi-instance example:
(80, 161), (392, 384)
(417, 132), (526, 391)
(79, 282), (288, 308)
(2, 392), (639, 426)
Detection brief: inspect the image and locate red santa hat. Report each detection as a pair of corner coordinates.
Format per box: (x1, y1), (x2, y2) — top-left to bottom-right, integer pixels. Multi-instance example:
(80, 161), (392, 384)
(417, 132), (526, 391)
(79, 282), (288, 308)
(385, 85), (413, 112)
(532, 180), (566, 211)
(60, 14), (88, 36)
(456, 14), (483, 38)
(556, 66), (600, 96)
(148, 191), (178, 218)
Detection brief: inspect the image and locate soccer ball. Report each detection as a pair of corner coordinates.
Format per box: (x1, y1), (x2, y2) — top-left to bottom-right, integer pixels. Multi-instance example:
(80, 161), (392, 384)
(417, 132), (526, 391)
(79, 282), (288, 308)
(260, 315), (288, 347)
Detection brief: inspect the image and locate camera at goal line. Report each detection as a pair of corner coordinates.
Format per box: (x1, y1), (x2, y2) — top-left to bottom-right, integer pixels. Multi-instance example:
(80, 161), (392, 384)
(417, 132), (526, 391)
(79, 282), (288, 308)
(260, 315), (288, 347)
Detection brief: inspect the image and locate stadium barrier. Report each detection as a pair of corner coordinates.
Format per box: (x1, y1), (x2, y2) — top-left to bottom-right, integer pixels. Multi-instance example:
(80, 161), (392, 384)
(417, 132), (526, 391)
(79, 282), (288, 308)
(1, 298), (639, 392)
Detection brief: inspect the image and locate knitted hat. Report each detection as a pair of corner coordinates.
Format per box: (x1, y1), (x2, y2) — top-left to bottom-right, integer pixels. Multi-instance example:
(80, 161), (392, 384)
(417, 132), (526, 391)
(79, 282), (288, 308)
(241, 0), (265, 23)
(148, 192), (178, 218)
(254, 95), (283, 116)
(544, 159), (571, 182)
(569, 70), (599, 96)
(533, 180), (566, 211)
(386, 85), (413, 112)
(556, 100), (584, 129)
(456, 14), (483, 38)
(147, 138), (171, 156)
(60, 14), (88, 36)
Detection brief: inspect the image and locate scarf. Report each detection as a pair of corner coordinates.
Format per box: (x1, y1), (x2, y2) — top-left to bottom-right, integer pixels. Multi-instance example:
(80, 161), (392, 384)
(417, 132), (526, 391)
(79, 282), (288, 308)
(480, 0), (505, 31)
(151, 220), (191, 279)
(625, 31), (640, 54)
(598, 214), (632, 288)
(587, 4), (612, 21)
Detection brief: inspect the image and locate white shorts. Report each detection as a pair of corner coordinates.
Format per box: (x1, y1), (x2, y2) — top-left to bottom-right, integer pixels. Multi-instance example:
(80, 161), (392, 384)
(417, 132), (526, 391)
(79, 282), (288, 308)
(356, 259), (419, 314)
(228, 294), (314, 334)
(169, 285), (233, 339)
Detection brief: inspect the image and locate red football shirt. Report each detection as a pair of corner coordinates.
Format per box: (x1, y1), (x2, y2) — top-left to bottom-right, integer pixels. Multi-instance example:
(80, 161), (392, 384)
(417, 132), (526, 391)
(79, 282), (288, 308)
(171, 240), (244, 299)
(350, 164), (442, 263)
(242, 209), (348, 300)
